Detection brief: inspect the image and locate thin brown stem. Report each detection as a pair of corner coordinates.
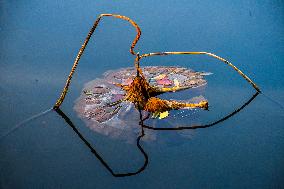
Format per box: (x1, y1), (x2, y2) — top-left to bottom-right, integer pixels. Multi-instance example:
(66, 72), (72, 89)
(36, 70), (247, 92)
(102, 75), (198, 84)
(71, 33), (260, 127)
(140, 51), (261, 92)
(54, 14), (261, 110)
(53, 14), (141, 109)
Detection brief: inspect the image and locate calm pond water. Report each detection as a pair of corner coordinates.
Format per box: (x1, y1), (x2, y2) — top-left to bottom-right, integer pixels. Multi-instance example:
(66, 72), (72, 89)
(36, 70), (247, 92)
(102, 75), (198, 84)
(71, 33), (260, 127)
(1, 1), (283, 188)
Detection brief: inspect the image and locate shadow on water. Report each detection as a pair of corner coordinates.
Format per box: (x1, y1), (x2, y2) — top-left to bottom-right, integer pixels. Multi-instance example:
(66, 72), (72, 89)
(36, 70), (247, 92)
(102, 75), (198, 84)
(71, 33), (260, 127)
(54, 92), (259, 177)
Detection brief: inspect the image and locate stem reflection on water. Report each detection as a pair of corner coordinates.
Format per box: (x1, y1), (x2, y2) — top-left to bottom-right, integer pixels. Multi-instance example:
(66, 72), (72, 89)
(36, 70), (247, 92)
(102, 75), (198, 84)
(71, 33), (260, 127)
(55, 92), (259, 177)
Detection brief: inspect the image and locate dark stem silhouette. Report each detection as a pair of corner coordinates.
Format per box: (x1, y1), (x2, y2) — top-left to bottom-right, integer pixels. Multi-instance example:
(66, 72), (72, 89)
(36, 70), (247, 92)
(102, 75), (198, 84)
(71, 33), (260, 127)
(54, 92), (259, 177)
(55, 108), (148, 177)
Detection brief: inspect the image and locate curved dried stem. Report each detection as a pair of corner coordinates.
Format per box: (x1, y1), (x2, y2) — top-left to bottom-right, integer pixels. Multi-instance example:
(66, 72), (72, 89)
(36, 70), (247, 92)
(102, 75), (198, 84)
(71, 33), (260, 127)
(140, 51), (261, 92)
(54, 14), (261, 110)
(53, 14), (141, 109)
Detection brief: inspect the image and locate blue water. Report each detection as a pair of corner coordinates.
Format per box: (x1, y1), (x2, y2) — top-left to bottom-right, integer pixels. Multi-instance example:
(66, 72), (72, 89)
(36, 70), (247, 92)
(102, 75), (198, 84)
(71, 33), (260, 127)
(1, 1), (283, 188)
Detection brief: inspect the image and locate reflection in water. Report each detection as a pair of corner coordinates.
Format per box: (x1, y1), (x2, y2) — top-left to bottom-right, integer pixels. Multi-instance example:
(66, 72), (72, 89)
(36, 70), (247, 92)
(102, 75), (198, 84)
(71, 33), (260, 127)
(54, 92), (259, 177)
(0, 108), (53, 139)
(55, 108), (148, 177)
